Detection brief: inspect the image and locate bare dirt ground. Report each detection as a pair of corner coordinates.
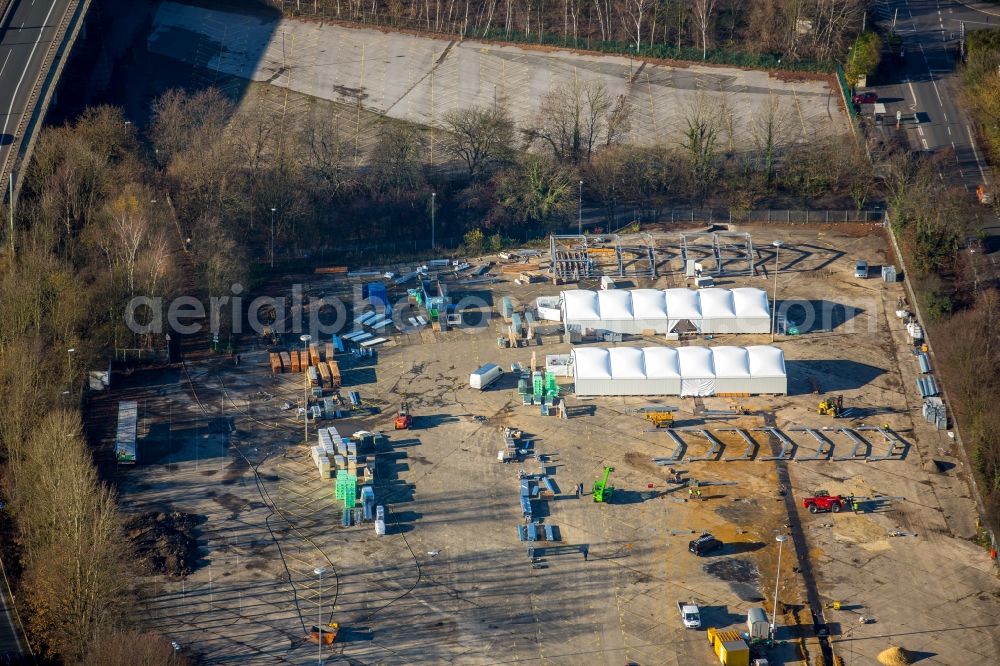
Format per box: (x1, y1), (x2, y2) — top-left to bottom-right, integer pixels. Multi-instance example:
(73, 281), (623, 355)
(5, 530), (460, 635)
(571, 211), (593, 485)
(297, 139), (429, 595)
(87, 224), (1000, 665)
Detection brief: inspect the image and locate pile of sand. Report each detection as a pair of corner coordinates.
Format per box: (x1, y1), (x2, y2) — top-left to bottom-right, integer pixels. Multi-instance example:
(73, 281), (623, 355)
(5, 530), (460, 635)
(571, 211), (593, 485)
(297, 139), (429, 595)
(877, 646), (915, 666)
(923, 459), (944, 474)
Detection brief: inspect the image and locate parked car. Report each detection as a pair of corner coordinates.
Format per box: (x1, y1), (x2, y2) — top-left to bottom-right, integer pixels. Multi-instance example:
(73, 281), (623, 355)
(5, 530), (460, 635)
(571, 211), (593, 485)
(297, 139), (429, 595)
(852, 91), (878, 105)
(688, 532), (723, 556)
(854, 260), (868, 278)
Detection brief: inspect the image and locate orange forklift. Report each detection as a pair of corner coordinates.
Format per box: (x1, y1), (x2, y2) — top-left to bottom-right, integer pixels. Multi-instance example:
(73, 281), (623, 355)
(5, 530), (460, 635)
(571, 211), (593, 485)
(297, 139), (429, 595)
(395, 402), (413, 430)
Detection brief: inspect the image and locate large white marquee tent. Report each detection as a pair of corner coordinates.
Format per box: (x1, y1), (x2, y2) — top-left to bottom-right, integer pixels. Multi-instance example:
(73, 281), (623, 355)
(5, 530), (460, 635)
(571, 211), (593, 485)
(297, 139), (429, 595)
(561, 288), (771, 335)
(572, 345), (787, 396)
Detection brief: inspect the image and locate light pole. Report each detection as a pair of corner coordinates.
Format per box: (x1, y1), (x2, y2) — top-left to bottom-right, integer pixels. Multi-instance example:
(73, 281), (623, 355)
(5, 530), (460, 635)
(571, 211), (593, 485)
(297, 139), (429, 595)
(771, 534), (787, 639)
(770, 240), (783, 342)
(314, 566), (326, 665)
(301, 334), (311, 444)
(66, 348), (76, 395)
(430, 192), (436, 249)
(270, 207), (277, 268)
(578, 180), (583, 235)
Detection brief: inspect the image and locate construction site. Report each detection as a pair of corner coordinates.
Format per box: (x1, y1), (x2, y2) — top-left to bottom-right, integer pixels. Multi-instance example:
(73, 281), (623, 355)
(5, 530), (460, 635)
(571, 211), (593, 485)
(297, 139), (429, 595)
(88, 223), (1000, 665)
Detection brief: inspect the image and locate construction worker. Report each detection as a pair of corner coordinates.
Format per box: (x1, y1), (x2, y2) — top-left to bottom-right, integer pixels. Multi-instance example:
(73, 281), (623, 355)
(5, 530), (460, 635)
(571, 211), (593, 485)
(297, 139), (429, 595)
(688, 479), (702, 498)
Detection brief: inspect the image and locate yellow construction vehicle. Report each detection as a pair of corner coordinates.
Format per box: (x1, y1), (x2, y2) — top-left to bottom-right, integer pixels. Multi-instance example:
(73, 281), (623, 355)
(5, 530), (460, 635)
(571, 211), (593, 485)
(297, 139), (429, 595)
(627, 405), (678, 428)
(818, 396), (844, 417)
(308, 622), (339, 645)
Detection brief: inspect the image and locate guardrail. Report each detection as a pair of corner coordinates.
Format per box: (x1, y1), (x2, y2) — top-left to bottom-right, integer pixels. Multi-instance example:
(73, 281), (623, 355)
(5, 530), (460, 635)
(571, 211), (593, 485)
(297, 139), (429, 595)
(1, 0), (90, 205)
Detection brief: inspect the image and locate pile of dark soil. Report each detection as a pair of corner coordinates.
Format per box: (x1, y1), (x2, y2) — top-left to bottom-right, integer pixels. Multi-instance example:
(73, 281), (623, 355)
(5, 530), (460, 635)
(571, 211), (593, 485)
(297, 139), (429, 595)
(124, 511), (201, 577)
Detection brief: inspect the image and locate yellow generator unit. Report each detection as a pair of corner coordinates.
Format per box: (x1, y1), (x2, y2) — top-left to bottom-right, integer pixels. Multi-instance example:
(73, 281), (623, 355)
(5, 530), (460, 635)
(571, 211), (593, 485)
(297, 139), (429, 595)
(707, 628), (750, 666)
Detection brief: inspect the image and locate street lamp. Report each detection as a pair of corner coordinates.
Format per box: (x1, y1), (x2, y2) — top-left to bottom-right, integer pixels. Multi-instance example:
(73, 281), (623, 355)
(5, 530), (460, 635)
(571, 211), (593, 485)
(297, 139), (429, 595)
(770, 240), (783, 342)
(270, 207), (277, 268)
(301, 334), (311, 444)
(578, 180), (583, 235)
(771, 534), (787, 639)
(66, 348), (76, 395)
(430, 192), (436, 249)
(314, 566), (327, 666)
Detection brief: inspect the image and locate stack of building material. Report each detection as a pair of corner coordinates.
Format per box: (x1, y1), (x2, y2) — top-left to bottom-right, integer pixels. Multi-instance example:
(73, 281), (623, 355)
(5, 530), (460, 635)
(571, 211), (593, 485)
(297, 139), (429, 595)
(280, 351), (292, 370)
(290, 351), (301, 373)
(375, 505), (386, 535)
(317, 361), (332, 385)
(307, 365), (320, 388)
(325, 341), (335, 360)
(309, 343), (321, 366)
(300, 349), (311, 368)
(269, 352), (283, 374)
(327, 361), (342, 388)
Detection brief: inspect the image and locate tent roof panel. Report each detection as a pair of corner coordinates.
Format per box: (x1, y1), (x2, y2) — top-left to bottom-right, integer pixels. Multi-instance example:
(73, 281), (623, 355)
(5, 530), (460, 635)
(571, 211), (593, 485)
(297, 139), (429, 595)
(607, 347), (647, 378)
(711, 346), (751, 377)
(563, 290), (601, 320)
(677, 346), (715, 378)
(596, 290), (635, 320)
(641, 347), (681, 378)
(631, 289), (669, 319)
(572, 347), (612, 378)
(746, 345), (787, 377)
(698, 288), (737, 319)
(731, 288), (771, 319)
(664, 289), (703, 319)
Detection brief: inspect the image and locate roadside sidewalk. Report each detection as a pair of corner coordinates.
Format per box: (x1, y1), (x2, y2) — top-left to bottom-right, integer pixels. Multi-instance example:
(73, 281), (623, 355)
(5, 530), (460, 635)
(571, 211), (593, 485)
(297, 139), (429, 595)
(955, 0), (1000, 17)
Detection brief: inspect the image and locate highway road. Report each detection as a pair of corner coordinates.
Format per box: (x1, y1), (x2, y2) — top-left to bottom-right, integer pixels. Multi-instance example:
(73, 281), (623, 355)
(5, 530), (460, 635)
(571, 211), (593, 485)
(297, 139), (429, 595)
(869, 0), (1000, 243)
(0, 0), (71, 188)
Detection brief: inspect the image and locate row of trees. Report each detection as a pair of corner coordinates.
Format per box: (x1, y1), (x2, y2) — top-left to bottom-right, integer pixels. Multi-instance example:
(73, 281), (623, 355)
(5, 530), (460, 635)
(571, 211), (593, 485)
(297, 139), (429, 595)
(272, 0), (866, 64)
(0, 106), (189, 661)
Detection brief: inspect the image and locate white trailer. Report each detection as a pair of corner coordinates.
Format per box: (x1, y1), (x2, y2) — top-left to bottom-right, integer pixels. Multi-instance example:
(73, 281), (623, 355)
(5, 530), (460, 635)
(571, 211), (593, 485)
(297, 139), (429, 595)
(469, 363), (503, 390)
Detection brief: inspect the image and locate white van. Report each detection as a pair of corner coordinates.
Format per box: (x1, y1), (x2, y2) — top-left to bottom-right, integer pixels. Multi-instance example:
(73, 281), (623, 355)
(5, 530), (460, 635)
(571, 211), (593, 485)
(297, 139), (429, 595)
(470, 363), (503, 390)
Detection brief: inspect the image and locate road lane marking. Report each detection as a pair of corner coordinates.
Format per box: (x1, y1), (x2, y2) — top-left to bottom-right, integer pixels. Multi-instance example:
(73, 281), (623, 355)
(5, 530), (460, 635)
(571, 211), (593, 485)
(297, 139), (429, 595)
(917, 126), (924, 136)
(921, 138), (928, 149)
(947, 126), (951, 136)
(1, 0), (58, 143)
(967, 126), (987, 182)
(0, 51), (10, 80)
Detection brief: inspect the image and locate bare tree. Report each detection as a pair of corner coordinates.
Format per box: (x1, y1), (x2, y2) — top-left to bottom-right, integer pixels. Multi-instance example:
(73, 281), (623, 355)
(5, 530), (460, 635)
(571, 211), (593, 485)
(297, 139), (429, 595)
(750, 94), (792, 183)
(442, 106), (517, 178)
(604, 94), (633, 147)
(527, 78), (614, 163)
(367, 121), (426, 193)
(679, 95), (722, 199)
(691, 0), (719, 60)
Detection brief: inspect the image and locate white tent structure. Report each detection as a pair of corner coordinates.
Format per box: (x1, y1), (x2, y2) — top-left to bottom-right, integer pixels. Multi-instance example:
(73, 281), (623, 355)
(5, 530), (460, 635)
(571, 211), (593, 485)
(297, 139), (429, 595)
(572, 345), (787, 396)
(561, 288), (770, 335)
